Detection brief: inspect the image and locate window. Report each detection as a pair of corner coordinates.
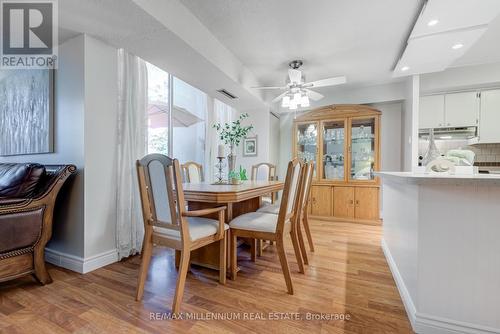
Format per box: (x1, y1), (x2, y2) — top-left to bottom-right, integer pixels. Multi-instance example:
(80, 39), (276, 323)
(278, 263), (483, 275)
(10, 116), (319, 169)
(145, 62), (208, 171)
(146, 62), (170, 155)
(172, 77), (207, 166)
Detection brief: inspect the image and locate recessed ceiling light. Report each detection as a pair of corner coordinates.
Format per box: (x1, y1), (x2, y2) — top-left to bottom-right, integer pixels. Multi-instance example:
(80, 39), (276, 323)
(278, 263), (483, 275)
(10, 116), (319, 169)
(427, 19), (439, 27)
(452, 43), (464, 50)
(401, 66), (410, 72)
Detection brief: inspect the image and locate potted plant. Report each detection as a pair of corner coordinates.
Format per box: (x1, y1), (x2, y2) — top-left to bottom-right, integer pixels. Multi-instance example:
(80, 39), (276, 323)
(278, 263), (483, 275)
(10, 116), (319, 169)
(213, 113), (253, 184)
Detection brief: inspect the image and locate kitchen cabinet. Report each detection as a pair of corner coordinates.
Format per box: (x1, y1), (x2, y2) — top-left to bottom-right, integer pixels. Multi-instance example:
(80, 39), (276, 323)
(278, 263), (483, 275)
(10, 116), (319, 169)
(444, 92), (479, 128)
(420, 95), (445, 129)
(293, 104), (381, 225)
(419, 92), (479, 129)
(479, 89), (500, 144)
(310, 185), (331, 216)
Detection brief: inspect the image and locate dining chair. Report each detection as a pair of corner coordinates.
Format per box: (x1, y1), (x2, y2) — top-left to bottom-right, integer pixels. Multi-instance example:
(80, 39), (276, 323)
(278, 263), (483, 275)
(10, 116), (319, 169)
(136, 154), (228, 313)
(229, 158), (304, 294)
(251, 162), (277, 204)
(181, 161), (204, 183)
(258, 161), (315, 264)
(251, 162), (278, 256)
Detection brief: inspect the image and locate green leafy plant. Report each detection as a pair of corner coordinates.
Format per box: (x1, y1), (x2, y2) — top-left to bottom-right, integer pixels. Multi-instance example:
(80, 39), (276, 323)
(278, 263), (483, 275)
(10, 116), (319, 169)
(239, 166), (248, 181)
(228, 170), (241, 180)
(213, 113), (254, 147)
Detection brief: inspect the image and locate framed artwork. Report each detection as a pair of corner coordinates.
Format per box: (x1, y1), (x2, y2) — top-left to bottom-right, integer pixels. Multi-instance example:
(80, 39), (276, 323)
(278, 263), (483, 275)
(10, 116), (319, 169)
(0, 69), (54, 156)
(243, 136), (258, 157)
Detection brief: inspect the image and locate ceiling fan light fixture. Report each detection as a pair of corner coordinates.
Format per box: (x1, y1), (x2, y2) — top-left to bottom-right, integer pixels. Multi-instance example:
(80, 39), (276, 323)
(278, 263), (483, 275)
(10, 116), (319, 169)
(293, 92), (301, 103)
(281, 95), (290, 107)
(300, 94), (310, 107)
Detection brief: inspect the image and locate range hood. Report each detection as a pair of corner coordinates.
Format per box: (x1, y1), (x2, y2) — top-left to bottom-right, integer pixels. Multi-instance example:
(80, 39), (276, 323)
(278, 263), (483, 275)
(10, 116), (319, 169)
(419, 126), (477, 140)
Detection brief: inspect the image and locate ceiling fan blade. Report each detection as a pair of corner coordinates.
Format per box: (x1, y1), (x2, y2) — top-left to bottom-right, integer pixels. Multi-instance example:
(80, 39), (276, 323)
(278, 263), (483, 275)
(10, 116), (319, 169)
(271, 91), (289, 103)
(288, 69), (302, 84)
(305, 89), (324, 101)
(251, 86), (286, 90)
(304, 76), (346, 88)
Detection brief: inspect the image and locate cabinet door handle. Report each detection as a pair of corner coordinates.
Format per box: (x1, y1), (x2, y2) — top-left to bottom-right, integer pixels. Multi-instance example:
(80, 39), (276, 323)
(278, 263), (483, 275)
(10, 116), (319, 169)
(447, 123), (450, 126)
(349, 200), (354, 205)
(355, 200), (360, 206)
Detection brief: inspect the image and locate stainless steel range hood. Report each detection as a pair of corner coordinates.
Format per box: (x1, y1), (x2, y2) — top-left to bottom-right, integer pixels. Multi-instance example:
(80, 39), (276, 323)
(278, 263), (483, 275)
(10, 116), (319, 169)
(419, 126), (478, 140)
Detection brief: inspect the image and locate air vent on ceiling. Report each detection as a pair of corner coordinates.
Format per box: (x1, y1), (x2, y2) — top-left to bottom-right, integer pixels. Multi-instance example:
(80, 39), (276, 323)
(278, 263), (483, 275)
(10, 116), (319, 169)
(217, 89), (238, 100)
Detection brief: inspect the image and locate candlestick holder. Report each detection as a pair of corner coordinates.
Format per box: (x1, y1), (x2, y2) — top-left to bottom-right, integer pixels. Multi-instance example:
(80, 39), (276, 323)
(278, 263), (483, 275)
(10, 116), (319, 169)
(214, 156), (226, 184)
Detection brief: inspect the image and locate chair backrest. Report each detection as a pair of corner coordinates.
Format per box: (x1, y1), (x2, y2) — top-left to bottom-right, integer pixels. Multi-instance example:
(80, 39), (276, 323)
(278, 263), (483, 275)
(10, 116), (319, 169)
(276, 158), (303, 234)
(181, 162), (204, 183)
(137, 154), (189, 242)
(251, 163), (276, 181)
(296, 161), (314, 222)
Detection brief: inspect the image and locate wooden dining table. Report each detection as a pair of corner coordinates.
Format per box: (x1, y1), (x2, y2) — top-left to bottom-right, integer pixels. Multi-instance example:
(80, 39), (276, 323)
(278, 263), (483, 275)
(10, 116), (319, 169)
(179, 180), (284, 270)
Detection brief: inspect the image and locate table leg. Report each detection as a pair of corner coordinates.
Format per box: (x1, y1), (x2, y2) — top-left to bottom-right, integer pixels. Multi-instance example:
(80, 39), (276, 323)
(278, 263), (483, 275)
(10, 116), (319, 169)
(186, 198), (260, 271)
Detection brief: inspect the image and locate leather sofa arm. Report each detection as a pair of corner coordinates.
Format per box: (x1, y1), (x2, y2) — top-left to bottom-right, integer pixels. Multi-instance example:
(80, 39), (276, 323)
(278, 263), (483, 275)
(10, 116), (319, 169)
(0, 206), (45, 254)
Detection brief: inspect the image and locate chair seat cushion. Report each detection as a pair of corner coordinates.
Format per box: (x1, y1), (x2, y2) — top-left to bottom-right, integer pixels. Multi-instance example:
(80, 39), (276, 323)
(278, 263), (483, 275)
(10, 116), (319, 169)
(257, 203), (280, 215)
(154, 217), (228, 241)
(261, 196), (272, 205)
(229, 212), (288, 233)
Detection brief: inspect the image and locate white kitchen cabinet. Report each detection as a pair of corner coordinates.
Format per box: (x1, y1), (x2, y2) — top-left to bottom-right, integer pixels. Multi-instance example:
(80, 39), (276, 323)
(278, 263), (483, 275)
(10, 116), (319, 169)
(479, 89), (500, 144)
(444, 92), (479, 128)
(419, 95), (445, 129)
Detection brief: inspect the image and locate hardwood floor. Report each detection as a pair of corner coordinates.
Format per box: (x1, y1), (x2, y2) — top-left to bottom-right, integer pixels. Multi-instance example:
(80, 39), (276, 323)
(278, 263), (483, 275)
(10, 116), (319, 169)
(0, 221), (413, 334)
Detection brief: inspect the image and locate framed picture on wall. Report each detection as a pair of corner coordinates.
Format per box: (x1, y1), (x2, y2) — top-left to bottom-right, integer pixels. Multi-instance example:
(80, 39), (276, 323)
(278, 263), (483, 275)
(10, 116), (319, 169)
(243, 136), (257, 157)
(0, 69), (54, 156)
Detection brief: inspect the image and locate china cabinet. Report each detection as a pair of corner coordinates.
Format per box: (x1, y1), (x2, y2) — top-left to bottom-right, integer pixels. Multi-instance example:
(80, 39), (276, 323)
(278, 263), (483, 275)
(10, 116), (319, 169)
(293, 104), (381, 224)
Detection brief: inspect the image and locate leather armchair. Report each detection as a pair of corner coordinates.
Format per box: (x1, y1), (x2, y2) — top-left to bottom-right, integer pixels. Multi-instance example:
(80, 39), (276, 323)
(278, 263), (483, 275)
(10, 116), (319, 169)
(0, 163), (76, 284)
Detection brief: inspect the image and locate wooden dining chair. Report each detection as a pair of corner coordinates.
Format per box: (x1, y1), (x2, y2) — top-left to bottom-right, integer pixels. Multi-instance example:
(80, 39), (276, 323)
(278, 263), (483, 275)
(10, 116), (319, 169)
(258, 161), (315, 264)
(136, 154), (228, 313)
(251, 162), (278, 256)
(251, 162), (277, 204)
(181, 161), (204, 183)
(229, 158), (304, 294)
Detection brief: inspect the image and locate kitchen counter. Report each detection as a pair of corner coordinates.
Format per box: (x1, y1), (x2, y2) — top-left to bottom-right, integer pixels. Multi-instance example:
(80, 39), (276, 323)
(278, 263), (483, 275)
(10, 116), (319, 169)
(378, 171), (500, 333)
(377, 171), (500, 181)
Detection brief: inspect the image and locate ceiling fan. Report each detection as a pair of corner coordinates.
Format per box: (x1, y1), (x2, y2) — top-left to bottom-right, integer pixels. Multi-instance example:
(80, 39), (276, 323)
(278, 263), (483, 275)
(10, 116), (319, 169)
(252, 60), (346, 110)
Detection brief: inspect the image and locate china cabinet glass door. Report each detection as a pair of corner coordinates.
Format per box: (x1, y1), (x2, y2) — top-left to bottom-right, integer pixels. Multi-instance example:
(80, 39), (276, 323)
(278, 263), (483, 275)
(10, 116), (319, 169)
(296, 122), (318, 176)
(350, 118), (376, 181)
(322, 120), (345, 181)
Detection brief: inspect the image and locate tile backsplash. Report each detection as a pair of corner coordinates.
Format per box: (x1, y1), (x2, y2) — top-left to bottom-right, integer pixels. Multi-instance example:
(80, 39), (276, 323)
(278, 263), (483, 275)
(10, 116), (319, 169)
(467, 144), (500, 163)
(419, 140), (500, 164)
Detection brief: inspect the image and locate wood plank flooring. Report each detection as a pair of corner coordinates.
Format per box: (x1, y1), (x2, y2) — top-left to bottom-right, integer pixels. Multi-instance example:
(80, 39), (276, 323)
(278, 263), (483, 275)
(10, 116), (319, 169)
(0, 221), (413, 333)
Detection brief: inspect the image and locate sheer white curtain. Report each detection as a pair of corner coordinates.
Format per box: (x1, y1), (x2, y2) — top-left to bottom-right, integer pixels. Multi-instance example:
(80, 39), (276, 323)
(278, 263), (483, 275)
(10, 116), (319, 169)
(116, 49), (148, 259)
(207, 99), (236, 181)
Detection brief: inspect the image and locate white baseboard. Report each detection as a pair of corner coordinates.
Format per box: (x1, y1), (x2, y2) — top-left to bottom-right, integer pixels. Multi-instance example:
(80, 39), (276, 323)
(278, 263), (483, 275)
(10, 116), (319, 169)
(45, 248), (84, 273)
(381, 239), (500, 334)
(45, 248), (118, 274)
(381, 238), (417, 330)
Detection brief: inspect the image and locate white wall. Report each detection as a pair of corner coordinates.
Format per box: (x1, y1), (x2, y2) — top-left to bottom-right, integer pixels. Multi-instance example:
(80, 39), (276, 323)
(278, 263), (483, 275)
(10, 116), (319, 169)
(268, 112), (281, 174)
(236, 108), (271, 174)
(0, 34), (120, 270)
(402, 76), (420, 172)
(0, 35), (86, 258)
(83, 36), (118, 259)
(370, 102), (403, 172)
(420, 61), (500, 94)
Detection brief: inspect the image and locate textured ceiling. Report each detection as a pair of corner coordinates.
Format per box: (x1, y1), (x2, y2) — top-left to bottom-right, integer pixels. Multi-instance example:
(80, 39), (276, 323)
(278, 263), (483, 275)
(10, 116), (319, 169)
(179, 0), (422, 92)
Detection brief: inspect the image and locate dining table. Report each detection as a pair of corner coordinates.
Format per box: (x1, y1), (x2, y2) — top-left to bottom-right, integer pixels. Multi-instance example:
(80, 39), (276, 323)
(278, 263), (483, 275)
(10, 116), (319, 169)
(178, 180), (284, 271)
